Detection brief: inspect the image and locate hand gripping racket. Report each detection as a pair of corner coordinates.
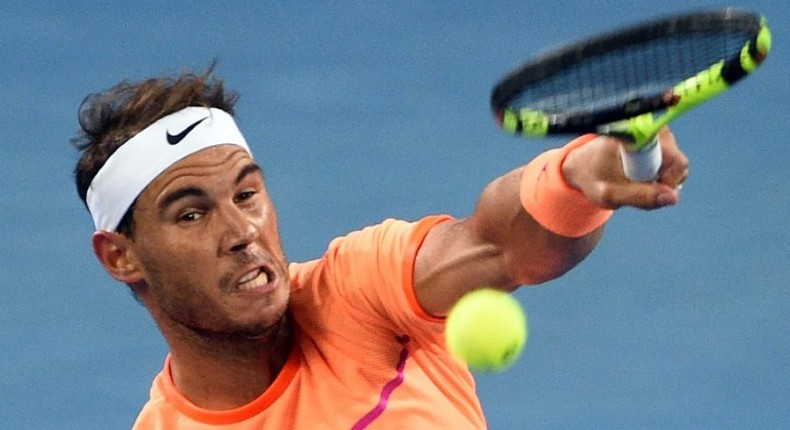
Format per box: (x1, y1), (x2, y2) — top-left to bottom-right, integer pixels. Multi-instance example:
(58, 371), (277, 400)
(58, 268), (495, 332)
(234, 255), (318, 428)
(491, 8), (771, 181)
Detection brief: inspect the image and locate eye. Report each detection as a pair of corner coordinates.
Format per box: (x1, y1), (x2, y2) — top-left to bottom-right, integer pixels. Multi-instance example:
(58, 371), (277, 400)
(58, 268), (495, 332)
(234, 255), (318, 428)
(178, 210), (204, 223)
(235, 189), (257, 203)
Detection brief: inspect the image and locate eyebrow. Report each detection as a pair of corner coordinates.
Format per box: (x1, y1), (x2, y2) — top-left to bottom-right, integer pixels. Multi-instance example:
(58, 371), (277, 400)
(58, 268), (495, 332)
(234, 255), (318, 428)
(236, 162), (263, 185)
(158, 187), (207, 213)
(157, 162), (264, 213)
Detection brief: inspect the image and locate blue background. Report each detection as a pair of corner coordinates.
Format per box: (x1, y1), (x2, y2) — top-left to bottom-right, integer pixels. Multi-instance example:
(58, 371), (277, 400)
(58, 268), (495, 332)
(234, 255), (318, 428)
(1, 1), (788, 428)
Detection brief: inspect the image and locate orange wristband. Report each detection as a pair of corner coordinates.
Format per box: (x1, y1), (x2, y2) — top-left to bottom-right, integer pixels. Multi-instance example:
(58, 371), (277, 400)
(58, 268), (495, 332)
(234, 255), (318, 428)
(520, 134), (613, 238)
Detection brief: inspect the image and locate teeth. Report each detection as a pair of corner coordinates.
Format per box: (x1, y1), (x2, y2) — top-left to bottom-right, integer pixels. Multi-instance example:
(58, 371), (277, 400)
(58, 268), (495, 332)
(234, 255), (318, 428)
(239, 269), (259, 283)
(238, 269), (269, 290)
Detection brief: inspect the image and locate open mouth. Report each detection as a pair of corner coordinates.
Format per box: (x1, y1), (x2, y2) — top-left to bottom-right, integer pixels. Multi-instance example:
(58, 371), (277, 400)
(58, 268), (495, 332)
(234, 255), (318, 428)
(237, 266), (273, 291)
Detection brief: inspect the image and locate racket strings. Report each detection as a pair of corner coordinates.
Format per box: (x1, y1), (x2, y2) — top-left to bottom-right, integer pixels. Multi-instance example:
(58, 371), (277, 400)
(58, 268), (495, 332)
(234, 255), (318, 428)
(512, 30), (753, 114)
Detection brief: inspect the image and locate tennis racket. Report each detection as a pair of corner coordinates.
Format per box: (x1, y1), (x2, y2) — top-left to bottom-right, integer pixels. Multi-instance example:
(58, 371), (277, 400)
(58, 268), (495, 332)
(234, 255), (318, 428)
(491, 8), (771, 181)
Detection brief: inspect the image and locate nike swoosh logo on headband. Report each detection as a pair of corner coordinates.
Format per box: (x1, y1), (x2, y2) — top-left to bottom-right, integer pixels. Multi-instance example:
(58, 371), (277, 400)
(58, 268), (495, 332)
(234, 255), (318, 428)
(166, 116), (208, 145)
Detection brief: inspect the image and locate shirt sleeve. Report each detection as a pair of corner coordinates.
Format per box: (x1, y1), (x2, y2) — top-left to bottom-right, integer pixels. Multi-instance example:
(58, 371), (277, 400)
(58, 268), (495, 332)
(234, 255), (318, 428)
(291, 215), (453, 344)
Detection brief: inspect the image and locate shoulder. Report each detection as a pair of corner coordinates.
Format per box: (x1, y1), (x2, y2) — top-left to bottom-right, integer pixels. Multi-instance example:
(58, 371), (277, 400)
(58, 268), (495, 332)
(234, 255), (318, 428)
(290, 215), (452, 289)
(287, 215), (454, 332)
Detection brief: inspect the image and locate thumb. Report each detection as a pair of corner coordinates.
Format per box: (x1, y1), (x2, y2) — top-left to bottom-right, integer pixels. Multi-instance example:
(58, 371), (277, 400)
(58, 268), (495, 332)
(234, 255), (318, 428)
(597, 181), (679, 210)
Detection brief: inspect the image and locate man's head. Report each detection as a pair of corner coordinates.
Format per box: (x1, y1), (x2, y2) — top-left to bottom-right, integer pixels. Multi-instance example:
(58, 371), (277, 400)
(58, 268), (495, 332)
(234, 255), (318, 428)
(72, 67), (239, 235)
(72, 68), (291, 341)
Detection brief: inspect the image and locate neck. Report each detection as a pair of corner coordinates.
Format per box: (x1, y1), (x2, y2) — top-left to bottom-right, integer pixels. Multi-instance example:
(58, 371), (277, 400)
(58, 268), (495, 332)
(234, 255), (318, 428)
(164, 316), (293, 410)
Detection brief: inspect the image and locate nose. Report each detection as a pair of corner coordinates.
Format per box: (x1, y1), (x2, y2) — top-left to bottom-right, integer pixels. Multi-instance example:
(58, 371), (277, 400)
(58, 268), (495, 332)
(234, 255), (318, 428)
(219, 206), (259, 255)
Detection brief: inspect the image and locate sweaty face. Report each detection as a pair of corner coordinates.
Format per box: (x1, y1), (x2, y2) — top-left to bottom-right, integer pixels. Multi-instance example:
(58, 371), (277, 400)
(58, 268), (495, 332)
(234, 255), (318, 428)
(128, 145), (290, 339)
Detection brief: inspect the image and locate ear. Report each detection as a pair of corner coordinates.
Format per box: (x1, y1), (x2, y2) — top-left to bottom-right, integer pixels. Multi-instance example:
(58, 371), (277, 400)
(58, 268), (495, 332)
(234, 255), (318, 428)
(92, 231), (144, 284)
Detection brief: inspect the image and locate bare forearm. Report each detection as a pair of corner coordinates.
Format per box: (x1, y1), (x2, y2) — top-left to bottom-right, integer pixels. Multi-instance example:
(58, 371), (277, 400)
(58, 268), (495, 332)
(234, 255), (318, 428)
(414, 167), (603, 315)
(468, 167), (603, 287)
(414, 130), (688, 316)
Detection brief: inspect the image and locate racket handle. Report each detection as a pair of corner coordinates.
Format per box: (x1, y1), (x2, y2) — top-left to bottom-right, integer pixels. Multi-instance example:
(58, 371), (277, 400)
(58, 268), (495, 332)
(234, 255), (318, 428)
(620, 138), (661, 182)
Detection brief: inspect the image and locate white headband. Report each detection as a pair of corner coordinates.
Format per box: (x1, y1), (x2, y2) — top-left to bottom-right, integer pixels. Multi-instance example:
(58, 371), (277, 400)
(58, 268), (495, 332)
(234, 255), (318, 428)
(86, 106), (251, 231)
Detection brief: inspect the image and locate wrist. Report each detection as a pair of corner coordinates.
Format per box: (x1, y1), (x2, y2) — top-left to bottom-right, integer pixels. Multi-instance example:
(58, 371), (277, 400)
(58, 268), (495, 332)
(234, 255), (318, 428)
(519, 134), (613, 237)
(560, 140), (586, 193)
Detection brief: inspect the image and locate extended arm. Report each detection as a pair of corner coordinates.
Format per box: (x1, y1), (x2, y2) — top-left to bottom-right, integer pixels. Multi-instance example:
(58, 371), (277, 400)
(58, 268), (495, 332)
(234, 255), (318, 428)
(414, 128), (688, 316)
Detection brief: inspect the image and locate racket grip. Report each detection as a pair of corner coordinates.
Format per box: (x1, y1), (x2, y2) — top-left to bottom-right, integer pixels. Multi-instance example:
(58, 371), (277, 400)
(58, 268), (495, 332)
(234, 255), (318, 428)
(620, 138), (661, 182)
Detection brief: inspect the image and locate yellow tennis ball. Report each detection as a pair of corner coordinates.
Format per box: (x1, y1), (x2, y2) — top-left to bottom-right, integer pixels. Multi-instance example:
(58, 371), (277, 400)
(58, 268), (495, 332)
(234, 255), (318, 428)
(445, 288), (528, 372)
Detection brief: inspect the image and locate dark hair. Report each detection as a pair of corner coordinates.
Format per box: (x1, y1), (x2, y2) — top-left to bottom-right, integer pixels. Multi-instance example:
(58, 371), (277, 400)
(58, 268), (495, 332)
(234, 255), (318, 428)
(71, 64), (240, 235)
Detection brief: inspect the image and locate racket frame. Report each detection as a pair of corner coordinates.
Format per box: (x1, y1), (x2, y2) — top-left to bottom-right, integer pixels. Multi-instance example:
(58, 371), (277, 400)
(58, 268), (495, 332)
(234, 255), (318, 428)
(492, 9), (771, 151)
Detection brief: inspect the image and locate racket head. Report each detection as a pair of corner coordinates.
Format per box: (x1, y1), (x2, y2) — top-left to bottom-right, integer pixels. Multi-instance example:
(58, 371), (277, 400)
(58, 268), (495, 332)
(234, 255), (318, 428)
(492, 8), (769, 142)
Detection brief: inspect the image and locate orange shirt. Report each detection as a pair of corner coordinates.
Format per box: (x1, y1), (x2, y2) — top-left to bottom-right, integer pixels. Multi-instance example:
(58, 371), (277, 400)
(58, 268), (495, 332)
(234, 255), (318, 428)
(133, 216), (488, 429)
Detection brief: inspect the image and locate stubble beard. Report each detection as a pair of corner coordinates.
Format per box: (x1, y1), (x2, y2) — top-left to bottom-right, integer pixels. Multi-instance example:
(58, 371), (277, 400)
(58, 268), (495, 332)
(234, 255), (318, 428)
(146, 248), (291, 350)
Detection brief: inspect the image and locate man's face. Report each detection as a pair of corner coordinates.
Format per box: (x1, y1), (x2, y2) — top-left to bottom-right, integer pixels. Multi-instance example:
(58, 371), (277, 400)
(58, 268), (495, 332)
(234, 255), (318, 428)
(127, 144), (290, 339)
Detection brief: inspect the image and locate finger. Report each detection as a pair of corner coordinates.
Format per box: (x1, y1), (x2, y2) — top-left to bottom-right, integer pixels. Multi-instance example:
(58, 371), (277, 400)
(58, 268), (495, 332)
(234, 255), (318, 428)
(596, 181), (679, 210)
(657, 127), (690, 188)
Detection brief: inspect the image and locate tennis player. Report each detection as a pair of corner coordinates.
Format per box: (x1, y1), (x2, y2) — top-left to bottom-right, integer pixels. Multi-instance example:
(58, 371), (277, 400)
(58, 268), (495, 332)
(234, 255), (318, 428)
(72, 68), (688, 429)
